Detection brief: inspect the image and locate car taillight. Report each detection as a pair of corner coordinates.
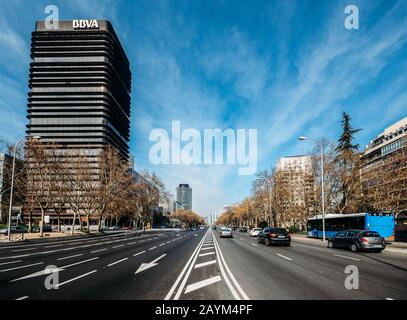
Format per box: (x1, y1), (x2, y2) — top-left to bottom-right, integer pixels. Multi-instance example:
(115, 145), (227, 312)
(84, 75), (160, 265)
(360, 237), (368, 243)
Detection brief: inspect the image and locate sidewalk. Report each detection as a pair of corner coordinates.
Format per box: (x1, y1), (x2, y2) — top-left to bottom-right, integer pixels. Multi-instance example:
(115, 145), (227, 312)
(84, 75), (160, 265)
(291, 234), (407, 255)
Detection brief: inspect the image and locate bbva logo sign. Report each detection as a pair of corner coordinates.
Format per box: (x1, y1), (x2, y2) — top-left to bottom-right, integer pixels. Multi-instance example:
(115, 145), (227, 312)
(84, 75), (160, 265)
(72, 19), (99, 29)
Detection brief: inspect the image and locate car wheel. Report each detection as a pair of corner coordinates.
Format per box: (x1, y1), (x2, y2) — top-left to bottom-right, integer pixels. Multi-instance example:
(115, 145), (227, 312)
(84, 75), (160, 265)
(328, 241), (334, 248)
(265, 239), (271, 246)
(350, 243), (358, 252)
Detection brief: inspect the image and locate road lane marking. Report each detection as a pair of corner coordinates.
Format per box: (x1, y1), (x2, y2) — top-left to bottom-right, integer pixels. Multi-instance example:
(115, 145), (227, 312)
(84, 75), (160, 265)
(213, 232), (249, 300)
(276, 254), (293, 261)
(159, 243), (166, 246)
(333, 254), (360, 261)
(0, 254), (30, 260)
(165, 229), (208, 300)
(251, 243), (258, 247)
(194, 260), (217, 269)
(16, 296), (29, 300)
(133, 250), (146, 256)
(201, 246), (215, 250)
(12, 248), (37, 252)
(0, 262), (44, 272)
(149, 246), (157, 250)
(385, 298), (394, 300)
(0, 260), (22, 266)
(61, 257), (99, 269)
(91, 248), (107, 253)
(57, 254), (83, 261)
(39, 250), (56, 254)
(54, 270), (97, 288)
(127, 242), (137, 245)
(107, 258), (128, 267)
(112, 245), (124, 248)
(184, 275), (222, 294)
(198, 252), (215, 257)
(44, 244), (63, 248)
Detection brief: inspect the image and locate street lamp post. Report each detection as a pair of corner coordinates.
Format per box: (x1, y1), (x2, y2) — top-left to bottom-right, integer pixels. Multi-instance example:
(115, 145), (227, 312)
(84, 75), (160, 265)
(299, 136), (326, 242)
(7, 136), (41, 241)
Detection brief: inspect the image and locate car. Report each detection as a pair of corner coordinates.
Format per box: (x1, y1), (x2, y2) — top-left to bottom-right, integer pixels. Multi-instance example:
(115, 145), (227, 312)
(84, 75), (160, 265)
(249, 228), (262, 237)
(328, 230), (386, 253)
(0, 226), (28, 235)
(239, 227), (248, 232)
(220, 227), (233, 238)
(257, 227), (291, 246)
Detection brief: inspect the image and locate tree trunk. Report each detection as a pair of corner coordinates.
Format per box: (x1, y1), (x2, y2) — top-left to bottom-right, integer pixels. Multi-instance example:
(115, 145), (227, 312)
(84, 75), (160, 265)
(40, 208), (45, 237)
(28, 210), (33, 233)
(71, 211), (76, 236)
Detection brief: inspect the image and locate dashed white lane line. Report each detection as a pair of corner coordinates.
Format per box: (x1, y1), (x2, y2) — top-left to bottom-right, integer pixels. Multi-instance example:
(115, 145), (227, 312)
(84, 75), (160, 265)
(91, 248), (107, 253)
(54, 270), (97, 288)
(44, 244), (63, 249)
(127, 242), (138, 245)
(112, 245), (124, 249)
(0, 262), (44, 272)
(107, 258), (128, 267)
(61, 257), (99, 269)
(385, 298), (395, 300)
(276, 253), (293, 261)
(16, 296), (29, 300)
(149, 246), (157, 250)
(198, 252), (215, 257)
(133, 250), (146, 257)
(184, 275), (222, 294)
(333, 254), (360, 261)
(57, 254), (83, 261)
(0, 260), (22, 266)
(201, 246), (215, 251)
(251, 243), (258, 247)
(194, 260), (217, 269)
(12, 248), (37, 252)
(159, 243), (166, 246)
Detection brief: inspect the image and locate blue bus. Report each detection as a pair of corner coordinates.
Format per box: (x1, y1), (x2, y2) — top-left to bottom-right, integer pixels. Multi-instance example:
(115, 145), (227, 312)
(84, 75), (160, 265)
(307, 213), (395, 240)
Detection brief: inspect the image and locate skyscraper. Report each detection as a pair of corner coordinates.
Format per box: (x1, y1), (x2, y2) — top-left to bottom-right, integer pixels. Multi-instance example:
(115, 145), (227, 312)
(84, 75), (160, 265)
(27, 20), (131, 158)
(176, 184), (192, 210)
(25, 20), (131, 225)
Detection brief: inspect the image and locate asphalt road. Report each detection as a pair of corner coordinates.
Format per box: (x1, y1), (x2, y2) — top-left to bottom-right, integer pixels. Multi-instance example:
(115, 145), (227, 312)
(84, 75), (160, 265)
(0, 228), (406, 300)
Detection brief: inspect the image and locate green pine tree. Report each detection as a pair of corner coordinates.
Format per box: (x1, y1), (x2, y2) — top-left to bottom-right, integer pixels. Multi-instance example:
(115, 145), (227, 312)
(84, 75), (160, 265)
(336, 111), (362, 153)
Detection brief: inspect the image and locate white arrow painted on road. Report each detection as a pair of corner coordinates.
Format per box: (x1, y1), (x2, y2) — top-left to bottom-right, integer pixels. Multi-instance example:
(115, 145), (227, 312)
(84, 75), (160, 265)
(135, 254), (166, 275)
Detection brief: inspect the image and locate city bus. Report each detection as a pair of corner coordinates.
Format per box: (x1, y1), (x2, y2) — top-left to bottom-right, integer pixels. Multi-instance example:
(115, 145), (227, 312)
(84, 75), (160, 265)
(306, 212), (395, 241)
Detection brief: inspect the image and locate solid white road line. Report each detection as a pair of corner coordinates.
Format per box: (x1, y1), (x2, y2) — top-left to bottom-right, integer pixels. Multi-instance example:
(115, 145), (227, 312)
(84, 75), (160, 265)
(0, 262), (44, 272)
(91, 248), (107, 253)
(133, 250), (146, 256)
(0, 260), (22, 266)
(0, 254), (29, 260)
(198, 252), (215, 257)
(149, 246), (157, 250)
(184, 275), (222, 294)
(16, 296), (29, 300)
(194, 260), (217, 269)
(276, 253), (293, 261)
(333, 254), (360, 261)
(213, 232), (249, 300)
(54, 270), (97, 288)
(57, 254), (83, 261)
(107, 258), (128, 267)
(165, 230), (207, 300)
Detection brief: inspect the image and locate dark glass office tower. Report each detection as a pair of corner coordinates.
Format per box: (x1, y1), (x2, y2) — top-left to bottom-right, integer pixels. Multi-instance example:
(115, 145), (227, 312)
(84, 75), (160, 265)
(27, 20), (131, 158)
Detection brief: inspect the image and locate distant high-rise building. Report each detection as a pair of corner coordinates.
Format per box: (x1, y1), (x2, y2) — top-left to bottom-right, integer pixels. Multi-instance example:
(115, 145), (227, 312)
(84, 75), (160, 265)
(211, 212), (218, 225)
(176, 184), (192, 210)
(275, 155), (314, 229)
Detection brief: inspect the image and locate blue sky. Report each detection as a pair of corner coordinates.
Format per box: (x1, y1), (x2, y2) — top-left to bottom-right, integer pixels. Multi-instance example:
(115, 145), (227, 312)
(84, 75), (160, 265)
(0, 0), (407, 218)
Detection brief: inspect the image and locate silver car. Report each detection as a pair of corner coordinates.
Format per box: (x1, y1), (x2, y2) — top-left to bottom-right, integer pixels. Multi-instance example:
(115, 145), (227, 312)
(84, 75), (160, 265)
(220, 227), (233, 238)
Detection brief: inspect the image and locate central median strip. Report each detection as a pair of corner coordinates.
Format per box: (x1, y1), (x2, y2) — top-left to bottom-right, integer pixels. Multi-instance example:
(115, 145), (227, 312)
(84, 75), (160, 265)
(198, 251), (215, 257)
(184, 275), (222, 294)
(194, 260), (217, 269)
